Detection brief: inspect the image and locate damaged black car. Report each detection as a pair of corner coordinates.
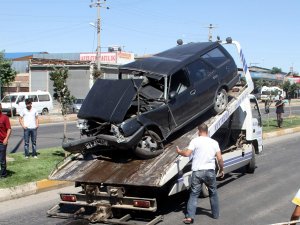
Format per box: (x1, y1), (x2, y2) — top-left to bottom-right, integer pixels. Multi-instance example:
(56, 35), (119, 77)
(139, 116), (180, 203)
(63, 41), (239, 159)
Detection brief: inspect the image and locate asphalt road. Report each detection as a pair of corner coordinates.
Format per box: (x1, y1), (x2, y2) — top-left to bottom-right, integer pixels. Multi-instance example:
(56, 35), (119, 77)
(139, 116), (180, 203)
(7, 122), (80, 154)
(259, 104), (300, 120)
(0, 132), (299, 225)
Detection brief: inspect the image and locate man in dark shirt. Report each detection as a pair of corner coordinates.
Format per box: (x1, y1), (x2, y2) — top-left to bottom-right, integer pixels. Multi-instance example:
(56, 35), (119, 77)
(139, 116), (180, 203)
(0, 103), (12, 178)
(275, 96), (285, 128)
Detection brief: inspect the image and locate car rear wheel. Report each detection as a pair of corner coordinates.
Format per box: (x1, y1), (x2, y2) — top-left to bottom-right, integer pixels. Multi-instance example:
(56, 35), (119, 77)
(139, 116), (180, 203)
(134, 130), (164, 159)
(212, 88), (228, 114)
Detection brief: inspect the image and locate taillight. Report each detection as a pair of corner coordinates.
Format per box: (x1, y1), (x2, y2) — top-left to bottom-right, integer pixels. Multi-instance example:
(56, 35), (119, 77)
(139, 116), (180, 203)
(133, 200), (151, 208)
(60, 194), (77, 202)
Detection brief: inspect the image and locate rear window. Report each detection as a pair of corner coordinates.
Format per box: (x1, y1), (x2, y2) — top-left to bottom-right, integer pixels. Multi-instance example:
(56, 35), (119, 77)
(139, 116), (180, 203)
(38, 94), (50, 102)
(201, 48), (228, 67)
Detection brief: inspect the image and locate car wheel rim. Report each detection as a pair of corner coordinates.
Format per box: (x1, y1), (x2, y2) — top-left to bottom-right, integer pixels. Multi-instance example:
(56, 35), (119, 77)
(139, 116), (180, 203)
(216, 91), (227, 110)
(138, 135), (158, 152)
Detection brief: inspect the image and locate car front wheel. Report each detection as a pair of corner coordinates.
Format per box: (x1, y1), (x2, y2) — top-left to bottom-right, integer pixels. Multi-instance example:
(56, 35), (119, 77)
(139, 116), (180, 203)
(212, 88), (228, 114)
(134, 130), (164, 159)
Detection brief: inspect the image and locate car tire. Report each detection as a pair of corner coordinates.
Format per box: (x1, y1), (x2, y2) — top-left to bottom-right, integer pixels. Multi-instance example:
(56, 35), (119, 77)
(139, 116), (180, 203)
(212, 88), (228, 114)
(246, 145), (256, 173)
(42, 108), (49, 115)
(134, 130), (164, 159)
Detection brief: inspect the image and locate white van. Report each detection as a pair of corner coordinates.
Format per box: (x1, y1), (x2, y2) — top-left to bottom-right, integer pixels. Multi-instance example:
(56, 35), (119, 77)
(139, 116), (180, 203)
(1, 91), (53, 116)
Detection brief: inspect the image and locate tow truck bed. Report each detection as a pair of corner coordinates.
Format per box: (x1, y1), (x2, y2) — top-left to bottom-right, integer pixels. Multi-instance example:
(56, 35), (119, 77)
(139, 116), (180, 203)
(49, 84), (249, 187)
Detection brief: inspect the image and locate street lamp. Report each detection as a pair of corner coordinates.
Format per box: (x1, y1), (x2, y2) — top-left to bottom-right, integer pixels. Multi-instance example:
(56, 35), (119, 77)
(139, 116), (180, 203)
(89, 0), (109, 75)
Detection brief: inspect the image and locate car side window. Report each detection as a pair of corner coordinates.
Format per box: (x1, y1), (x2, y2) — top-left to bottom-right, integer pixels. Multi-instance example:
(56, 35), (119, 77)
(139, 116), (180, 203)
(186, 59), (214, 82)
(28, 95), (38, 102)
(17, 95), (25, 103)
(169, 69), (190, 95)
(38, 94), (50, 101)
(201, 47), (228, 67)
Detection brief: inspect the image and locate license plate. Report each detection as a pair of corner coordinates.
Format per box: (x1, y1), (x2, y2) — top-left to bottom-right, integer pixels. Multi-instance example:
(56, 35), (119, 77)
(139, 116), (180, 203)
(84, 138), (108, 149)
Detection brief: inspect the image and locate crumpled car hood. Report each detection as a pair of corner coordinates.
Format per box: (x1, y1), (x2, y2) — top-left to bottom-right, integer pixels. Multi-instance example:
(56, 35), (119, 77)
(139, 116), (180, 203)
(78, 79), (143, 123)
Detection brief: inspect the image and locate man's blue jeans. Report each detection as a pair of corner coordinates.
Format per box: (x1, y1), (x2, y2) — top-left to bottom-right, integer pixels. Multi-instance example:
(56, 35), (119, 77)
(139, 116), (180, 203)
(186, 169), (219, 219)
(24, 128), (37, 157)
(0, 143), (7, 177)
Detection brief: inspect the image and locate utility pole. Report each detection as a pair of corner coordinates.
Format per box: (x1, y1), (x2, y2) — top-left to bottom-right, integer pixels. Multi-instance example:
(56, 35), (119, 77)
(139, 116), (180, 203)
(89, 0), (109, 74)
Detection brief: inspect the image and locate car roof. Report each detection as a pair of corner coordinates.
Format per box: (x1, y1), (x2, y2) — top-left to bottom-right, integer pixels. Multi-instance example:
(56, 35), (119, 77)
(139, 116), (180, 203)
(119, 41), (220, 79)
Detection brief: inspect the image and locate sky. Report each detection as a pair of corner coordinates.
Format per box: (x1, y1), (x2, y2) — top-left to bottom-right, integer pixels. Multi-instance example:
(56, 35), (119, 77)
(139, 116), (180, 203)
(1, 0), (300, 73)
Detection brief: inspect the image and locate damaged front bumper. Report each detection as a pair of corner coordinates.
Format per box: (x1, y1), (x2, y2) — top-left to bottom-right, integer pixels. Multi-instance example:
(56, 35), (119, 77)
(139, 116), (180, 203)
(62, 127), (144, 154)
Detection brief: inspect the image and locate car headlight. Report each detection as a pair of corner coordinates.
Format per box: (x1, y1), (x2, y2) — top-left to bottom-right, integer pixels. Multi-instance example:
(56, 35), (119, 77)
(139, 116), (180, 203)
(77, 119), (88, 130)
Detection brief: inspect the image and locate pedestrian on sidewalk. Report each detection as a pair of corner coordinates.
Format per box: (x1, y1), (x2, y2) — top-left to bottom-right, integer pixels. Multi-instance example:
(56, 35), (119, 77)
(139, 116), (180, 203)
(0, 103), (12, 178)
(275, 96), (285, 128)
(19, 98), (39, 159)
(176, 123), (224, 224)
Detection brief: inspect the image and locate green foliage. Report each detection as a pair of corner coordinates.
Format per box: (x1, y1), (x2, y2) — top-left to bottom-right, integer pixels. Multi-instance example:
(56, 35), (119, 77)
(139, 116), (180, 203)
(49, 67), (74, 115)
(270, 67), (282, 74)
(0, 147), (65, 188)
(262, 116), (300, 133)
(281, 80), (298, 98)
(0, 51), (17, 89)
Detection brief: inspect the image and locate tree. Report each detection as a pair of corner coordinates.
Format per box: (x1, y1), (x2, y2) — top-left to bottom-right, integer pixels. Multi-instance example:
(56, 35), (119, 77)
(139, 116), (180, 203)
(49, 67), (74, 141)
(0, 51), (17, 97)
(270, 67), (282, 74)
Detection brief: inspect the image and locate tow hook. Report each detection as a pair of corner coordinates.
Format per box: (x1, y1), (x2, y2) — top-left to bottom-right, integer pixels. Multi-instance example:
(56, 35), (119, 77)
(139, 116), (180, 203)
(89, 204), (112, 222)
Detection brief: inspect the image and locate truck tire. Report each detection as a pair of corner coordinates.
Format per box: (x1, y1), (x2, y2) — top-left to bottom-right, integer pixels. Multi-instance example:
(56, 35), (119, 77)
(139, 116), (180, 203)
(134, 130), (164, 159)
(201, 183), (209, 198)
(246, 145), (256, 173)
(212, 88), (228, 114)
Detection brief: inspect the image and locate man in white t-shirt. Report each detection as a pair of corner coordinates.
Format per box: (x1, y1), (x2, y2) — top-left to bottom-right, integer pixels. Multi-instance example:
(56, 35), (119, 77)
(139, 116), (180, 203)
(19, 98), (39, 159)
(176, 123), (224, 224)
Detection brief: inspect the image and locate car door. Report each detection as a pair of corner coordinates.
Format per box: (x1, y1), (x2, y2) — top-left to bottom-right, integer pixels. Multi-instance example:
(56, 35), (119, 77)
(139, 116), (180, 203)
(167, 69), (198, 129)
(186, 59), (217, 111)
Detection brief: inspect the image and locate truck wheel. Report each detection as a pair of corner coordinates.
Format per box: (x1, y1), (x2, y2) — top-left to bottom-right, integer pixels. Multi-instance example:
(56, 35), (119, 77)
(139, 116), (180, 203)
(213, 88), (228, 114)
(42, 108), (49, 115)
(134, 130), (163, 159)
(246, 145), (256, 173)
(201, 183), (209, 198)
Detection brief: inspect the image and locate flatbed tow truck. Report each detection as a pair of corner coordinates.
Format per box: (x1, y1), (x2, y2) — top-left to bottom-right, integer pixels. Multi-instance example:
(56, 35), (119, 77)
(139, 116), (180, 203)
(47, 39), (263, 224)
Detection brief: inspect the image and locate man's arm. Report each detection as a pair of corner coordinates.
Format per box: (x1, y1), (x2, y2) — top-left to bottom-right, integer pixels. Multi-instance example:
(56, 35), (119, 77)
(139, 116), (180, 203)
(19, 116), (25, 129)
(3, 128), (11, 145)
(35, 115), (39, 128)
(176, 146), (192, 157)
(216, 151), (224, 178)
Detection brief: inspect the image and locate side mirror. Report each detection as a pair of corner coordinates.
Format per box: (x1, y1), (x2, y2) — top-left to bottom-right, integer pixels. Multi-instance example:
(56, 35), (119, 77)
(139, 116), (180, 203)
(169, 91), (176, 100)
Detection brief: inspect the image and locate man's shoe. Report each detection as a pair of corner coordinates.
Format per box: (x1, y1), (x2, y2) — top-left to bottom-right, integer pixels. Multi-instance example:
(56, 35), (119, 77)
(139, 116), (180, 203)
(25, 156), (29, 159)
(33, 156), (38, 159)
(183, 218), (194, 224)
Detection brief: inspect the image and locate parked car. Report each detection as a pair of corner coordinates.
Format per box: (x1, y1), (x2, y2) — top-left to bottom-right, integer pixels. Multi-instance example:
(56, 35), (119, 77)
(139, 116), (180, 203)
(65, 41), (239, 159)
(1, 91), (53, 116)
(71, 99), (84, 113)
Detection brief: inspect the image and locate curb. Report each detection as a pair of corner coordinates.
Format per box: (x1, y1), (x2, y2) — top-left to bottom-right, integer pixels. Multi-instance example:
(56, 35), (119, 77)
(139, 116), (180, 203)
(262, 126), (300, 139)
(0, 179), (73, 202)
(1, 126), (300, 203)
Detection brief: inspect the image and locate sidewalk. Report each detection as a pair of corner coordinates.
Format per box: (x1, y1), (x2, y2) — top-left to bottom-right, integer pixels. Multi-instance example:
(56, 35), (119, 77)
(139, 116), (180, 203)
(1, 118), (300, 202)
